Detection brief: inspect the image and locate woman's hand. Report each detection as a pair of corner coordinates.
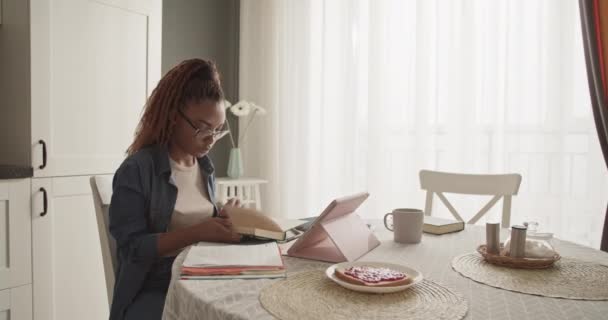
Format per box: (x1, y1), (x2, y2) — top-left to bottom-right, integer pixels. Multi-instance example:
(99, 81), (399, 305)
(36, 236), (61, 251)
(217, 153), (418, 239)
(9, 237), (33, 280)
(191, 197), (243, 244)
(195, 216), (241, 243)
(157, 215), (240, 256)
(217, 197), (242, 218)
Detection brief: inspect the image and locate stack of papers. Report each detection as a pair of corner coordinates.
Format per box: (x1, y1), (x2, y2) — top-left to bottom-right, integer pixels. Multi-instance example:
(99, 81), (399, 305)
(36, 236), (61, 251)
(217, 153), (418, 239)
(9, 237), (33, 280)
(181, 242), (286, 280)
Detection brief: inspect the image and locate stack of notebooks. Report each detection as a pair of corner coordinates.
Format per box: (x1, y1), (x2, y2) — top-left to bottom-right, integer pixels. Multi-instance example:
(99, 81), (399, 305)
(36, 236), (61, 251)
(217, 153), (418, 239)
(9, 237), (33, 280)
(181, 242), (286, 280)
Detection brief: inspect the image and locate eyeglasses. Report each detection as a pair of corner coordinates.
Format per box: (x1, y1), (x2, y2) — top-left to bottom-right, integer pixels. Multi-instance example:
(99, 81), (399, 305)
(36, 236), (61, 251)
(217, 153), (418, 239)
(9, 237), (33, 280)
(178, 109), (230, 140)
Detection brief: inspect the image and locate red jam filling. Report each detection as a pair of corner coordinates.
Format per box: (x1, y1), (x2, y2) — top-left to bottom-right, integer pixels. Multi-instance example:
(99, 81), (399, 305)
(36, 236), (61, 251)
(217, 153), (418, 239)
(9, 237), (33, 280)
(343, 266), (406, 283)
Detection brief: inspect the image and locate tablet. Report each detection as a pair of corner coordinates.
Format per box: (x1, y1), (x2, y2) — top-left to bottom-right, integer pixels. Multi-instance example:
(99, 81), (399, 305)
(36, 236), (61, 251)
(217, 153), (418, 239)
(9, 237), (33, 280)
(287, 192), (381, 263)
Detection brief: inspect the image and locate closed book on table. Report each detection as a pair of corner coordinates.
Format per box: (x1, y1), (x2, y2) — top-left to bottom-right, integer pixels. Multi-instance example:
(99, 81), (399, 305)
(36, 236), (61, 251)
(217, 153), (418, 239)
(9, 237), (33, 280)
(423, 216), (465, 235)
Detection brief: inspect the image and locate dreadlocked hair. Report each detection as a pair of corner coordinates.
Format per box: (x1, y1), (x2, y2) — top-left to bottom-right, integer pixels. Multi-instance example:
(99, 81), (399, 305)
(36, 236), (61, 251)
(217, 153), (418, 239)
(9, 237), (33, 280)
(127, 58), (224, 155)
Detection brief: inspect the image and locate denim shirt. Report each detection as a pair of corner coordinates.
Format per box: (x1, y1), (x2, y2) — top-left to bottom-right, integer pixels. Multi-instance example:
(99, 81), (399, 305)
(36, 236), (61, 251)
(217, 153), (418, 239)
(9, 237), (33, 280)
(108, 145), (218, 320)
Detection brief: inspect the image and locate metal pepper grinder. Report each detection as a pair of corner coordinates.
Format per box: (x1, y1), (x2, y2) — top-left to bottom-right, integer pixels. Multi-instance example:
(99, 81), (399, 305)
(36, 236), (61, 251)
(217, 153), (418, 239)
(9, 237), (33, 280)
(486, 222), (500, 254)
(509, 225), (527, 258)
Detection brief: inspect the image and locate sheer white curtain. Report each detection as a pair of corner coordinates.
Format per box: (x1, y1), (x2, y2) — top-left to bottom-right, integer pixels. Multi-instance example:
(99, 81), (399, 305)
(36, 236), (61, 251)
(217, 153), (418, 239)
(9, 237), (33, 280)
(238, 0), (608, 248)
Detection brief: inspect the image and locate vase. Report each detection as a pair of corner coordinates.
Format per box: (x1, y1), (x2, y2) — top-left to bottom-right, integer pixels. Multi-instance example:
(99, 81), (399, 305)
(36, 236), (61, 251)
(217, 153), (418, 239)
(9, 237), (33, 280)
(227, 147), (244, 178)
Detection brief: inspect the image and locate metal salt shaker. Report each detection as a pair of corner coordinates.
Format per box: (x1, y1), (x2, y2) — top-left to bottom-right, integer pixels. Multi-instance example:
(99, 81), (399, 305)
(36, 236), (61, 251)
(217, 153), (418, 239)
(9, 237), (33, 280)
(509, 225), (527, 258)
(486, 222), (500, 254)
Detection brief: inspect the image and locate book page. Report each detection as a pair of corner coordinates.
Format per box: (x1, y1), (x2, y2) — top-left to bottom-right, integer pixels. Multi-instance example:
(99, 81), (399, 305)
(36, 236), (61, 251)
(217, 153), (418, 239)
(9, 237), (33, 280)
(225, 206), (305, 233)
(273, 218), (306, 232)
(225, 206), (282, 231)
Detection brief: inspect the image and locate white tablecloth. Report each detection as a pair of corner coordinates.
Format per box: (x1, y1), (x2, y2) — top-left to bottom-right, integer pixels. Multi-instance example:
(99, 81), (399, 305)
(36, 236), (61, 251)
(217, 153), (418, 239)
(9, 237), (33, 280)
(162, 223), (608, 320)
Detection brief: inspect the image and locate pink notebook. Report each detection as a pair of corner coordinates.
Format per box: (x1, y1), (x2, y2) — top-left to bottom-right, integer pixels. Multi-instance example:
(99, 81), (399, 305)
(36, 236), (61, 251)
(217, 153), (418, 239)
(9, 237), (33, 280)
(287, 192), (381, 263)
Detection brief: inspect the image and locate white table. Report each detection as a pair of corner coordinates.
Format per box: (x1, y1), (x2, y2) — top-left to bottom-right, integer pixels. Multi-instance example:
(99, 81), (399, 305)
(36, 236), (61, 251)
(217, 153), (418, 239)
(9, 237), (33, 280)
(163, 224), (608, 320)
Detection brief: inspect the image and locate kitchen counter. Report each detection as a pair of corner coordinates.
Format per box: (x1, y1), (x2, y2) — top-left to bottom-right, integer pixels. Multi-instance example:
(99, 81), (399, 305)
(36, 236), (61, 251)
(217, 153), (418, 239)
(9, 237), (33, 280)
(0, 165), (33, 179)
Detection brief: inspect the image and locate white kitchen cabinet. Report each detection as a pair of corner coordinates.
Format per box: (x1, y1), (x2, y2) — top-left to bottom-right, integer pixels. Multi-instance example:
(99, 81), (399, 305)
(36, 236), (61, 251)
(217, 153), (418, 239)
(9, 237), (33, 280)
(0, 0), (162, 177)
(0, 0), (162, 319)
(31, 176), (112, 320)
(0, 180), (31, 291)
(0, 285), (33, 320)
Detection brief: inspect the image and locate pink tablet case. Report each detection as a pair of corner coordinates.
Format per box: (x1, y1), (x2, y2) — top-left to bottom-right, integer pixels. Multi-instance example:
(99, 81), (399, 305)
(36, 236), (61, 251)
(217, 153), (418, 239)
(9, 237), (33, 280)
(287, 192), (381, 263)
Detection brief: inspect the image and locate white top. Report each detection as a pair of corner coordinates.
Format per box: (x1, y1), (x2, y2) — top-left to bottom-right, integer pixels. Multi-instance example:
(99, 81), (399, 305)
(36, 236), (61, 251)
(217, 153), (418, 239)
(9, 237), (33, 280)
(167, 158), (215, 232)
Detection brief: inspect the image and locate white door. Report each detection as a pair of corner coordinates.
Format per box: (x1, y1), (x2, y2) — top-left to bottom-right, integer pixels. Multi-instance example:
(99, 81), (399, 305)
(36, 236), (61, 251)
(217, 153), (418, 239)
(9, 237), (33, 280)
(30, 0), (162, 177)
(0, 285), (33, 320)
(0, 180), (31, 291)
(32, 176), (110, 320)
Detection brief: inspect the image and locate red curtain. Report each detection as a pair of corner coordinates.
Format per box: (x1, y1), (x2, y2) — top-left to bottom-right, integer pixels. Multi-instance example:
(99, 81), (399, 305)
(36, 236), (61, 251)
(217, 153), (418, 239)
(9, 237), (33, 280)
(596, 0), (608, 94)
(580, 0), (608, 251)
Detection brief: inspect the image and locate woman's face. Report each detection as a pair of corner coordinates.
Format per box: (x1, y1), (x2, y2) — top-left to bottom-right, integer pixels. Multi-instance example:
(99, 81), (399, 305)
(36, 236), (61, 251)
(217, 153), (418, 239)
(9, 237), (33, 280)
(173, 100), (227, 158)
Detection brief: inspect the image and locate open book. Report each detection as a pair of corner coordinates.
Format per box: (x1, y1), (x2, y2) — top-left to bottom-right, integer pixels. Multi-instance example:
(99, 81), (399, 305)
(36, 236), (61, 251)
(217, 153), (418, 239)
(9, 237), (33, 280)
(223, 206), (306, 241)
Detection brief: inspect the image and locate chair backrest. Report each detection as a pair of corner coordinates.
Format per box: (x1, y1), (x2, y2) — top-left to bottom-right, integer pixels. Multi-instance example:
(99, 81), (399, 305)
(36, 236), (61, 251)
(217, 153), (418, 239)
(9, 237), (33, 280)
(90, 175), (116, 306)
(419, 170), (522, 228)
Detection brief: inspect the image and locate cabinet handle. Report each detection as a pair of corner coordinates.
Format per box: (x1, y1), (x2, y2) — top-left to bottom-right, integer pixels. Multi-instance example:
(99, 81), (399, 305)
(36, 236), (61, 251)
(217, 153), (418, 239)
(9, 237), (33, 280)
(40, 187), (48, 217)
(39, 139), (47, 169)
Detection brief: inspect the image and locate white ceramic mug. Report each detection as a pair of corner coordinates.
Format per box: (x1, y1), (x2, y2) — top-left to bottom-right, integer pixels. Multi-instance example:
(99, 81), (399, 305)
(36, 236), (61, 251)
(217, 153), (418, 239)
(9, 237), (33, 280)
(384, 208), (424, 243)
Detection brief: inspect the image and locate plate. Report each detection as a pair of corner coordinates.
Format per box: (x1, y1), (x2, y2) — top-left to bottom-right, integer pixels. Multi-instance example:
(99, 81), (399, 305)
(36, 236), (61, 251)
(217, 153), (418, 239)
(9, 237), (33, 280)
(325, 261), (423, 294)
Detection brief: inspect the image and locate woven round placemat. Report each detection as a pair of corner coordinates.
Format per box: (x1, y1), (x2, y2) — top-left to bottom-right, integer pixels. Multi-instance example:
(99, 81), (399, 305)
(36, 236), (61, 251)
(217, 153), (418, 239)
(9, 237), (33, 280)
(259, 271), (468, 320)
(452, 253), (608, 300)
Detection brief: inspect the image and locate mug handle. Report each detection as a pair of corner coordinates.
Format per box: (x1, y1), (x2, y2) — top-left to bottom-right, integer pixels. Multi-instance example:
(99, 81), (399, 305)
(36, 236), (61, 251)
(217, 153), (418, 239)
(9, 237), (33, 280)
(384, 213), (394, 231)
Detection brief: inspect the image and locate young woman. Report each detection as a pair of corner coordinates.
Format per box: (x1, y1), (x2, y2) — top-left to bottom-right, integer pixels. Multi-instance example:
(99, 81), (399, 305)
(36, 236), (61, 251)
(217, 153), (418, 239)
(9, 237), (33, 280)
(108, 59), (241, 320)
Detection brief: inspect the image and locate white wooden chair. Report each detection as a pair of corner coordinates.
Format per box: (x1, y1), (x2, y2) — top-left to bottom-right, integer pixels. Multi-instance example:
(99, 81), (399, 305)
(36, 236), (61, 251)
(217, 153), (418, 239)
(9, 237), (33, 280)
(90, 175), (116, 306)
(419, 170), (522, 228)
(215, 177), (268, 210)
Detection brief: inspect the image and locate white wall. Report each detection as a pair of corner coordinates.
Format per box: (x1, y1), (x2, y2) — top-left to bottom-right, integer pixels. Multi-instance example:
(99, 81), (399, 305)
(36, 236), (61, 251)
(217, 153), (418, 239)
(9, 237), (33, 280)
(162, 0), (240, 177)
